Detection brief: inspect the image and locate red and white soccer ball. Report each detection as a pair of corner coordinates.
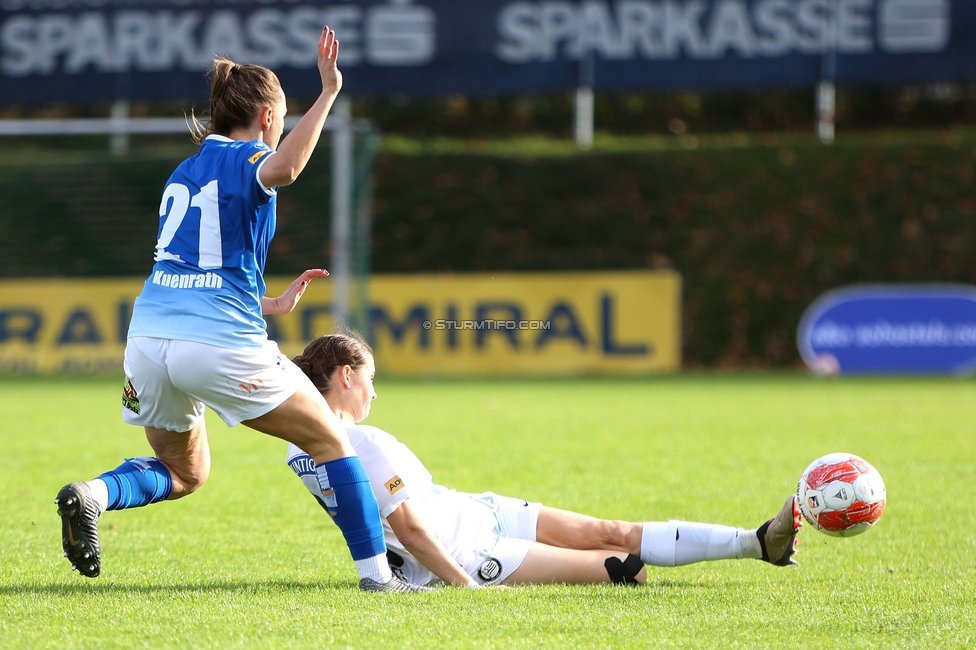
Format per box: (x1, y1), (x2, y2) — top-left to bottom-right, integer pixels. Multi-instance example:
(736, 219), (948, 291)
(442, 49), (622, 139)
(797, 453), (887, 537)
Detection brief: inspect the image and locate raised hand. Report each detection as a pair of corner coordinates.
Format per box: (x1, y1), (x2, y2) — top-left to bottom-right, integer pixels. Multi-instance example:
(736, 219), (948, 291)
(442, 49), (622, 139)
(319, 27), (342, 96)
(263, 268), (329, 315)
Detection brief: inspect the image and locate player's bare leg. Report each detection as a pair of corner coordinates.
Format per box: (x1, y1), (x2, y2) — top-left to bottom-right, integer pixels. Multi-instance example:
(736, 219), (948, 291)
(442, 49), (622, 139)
(145, 422), (211, 498)
(504, 544), (647, 585)
(536, 507), (642, 554)
(535, 501), (800, 568)
(54, 423), (202, 578)
(243, 382), (354, 463)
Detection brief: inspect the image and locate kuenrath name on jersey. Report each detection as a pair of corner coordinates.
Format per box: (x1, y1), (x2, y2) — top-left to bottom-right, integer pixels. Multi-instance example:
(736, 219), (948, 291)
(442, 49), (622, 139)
(127, 134), (278, 350)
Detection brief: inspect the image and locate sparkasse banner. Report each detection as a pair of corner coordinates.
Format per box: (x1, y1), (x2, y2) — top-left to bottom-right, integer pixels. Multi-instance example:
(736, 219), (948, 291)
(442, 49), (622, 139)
(0, 271), (680, 376)
(1, 0), (973, 103)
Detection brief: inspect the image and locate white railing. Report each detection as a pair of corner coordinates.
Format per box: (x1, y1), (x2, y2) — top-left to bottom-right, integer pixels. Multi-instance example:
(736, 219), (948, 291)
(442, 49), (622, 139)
(0, 114), (372, 135)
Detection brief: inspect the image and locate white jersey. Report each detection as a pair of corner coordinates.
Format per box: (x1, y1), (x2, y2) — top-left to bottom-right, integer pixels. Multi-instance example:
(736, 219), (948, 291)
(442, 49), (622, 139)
(287, 423), (530, 586)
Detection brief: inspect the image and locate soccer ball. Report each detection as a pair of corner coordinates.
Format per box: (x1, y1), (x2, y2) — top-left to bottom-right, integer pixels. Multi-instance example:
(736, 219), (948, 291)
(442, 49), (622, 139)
(797, 453), (886, 537)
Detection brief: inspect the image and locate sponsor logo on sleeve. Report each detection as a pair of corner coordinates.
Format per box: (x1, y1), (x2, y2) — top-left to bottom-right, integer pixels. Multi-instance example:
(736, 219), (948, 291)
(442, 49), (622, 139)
(386, 475), (404, 495)
(248, 150), (270, 164)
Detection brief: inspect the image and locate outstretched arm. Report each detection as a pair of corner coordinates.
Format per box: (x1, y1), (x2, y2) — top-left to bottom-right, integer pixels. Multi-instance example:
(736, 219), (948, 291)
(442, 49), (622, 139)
(386, 500), (479, 588)
(260, 26), (342, 188)
(262, 269), (328, 315)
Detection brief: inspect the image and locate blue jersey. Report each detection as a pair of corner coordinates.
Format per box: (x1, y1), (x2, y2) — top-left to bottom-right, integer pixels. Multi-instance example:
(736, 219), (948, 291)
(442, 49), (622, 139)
(127, 135), (278, 349)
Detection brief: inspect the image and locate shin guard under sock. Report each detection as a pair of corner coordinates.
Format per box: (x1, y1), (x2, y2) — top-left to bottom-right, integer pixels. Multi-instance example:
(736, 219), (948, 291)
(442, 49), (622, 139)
(314, 457), (387, 564)
(98, 457), (173, 511)
(640, 521), (745, 567)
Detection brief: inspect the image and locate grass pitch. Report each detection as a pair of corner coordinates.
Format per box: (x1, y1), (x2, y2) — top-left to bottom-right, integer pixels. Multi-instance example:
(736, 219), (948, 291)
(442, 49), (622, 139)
(1, 374), (973, 649)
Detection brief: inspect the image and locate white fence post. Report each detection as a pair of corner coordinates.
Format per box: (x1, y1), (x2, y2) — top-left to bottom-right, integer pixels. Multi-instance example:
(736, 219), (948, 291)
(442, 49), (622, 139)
(817, 0), (838, 145)
(817, 81), (836, 144)
(575, 52), (595, 150)
(110, 100), (130, 155)
(330, 97), (354, 329)
(574, 86), (594, 150)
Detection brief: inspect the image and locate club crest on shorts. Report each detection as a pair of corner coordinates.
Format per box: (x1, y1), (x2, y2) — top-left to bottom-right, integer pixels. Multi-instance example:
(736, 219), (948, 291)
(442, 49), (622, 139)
(122, 378), (140, 414)
(477, 557), (502, 583)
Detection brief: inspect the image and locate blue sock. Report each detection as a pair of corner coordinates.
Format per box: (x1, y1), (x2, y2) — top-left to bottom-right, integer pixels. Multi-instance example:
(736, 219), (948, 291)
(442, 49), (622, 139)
(98, 457), (173, 510)
(315, 456), (386, 561)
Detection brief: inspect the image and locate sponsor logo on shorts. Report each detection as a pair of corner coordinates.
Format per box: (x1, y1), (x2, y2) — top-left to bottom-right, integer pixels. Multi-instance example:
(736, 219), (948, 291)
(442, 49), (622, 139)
(122, 378), (140, 414)
(228, 376), (268, 400)
(249, 150), (270, 164)
(386, 476), (404, 496)
(478, 557), (502, 583)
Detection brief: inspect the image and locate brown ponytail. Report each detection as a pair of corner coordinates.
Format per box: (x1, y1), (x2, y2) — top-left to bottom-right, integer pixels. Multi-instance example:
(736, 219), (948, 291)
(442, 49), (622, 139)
(293, 333), (374, 395)
(188, 57), (282, 144)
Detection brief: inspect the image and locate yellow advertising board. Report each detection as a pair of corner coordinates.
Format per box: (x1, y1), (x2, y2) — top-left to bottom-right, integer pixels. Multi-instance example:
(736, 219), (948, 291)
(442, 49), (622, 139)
(0, 271), (680, 375)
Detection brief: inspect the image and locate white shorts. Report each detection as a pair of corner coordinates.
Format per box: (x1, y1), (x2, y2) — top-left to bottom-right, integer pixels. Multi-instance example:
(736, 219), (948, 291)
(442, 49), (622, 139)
(122, 337), (302, 431)
(458, 491), (543, 586)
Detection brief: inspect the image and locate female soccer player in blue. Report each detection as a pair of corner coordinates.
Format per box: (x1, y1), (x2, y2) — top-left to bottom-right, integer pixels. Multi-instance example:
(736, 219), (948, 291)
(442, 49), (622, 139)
(54, 28), (421, 592)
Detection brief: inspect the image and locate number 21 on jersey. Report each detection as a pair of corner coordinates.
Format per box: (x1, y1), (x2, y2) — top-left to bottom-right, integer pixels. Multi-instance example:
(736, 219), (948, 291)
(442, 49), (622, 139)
(155, 180), (223, 269)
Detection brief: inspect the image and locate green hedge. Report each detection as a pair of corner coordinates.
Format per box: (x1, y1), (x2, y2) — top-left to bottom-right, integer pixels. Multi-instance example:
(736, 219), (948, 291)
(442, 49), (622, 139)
(368, 133), (976, 367)
(2, 133), (974, 367)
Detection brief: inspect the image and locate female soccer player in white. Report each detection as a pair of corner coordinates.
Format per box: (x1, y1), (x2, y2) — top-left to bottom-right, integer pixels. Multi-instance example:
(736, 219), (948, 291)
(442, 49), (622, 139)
(287, 334), (803, 588)
(54, 28), (419, 592)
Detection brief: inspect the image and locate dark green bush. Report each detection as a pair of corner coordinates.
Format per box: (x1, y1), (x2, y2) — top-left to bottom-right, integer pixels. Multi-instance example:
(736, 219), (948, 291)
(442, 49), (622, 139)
(369, 135), (976, 366)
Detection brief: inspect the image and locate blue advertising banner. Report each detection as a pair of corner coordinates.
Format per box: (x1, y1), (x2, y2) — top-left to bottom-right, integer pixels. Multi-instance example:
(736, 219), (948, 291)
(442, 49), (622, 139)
(1, 0), (974, 103)
(797, 285), (976, 376)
